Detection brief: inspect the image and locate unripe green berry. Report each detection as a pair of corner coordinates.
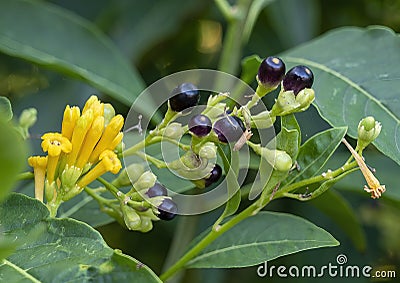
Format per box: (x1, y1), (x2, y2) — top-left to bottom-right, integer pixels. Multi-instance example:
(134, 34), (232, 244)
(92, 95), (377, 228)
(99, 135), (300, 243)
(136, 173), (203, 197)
(273, 150), (293, 172)
(134, 171), (157, 191)
(198, 142), (217, 159)
(112, 163), (145, 188)
(122, 205), (141, 230)
(162, 122), (184, 139)
(360, 116), (376, 131)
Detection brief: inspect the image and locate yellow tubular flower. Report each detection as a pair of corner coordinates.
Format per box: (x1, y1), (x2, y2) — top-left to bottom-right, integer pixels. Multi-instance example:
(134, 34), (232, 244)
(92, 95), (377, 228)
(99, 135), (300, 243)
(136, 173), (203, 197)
(41, 133), (72, 183)
(75, 116), (105, 169)
(110, 132), (123, 149)
(77, 150), (122, 188)
(66, 109), (94, 166)
(88, 115), (124, 164)
(82, 95), (99, 113)
(61, 105), (81, 140)
(28, 156), (48, 202)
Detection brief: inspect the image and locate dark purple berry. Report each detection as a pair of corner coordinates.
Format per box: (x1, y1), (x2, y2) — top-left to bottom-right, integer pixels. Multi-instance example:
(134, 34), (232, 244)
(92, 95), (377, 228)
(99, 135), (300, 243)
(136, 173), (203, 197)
(257, 56), (286, 87)
(158, 199), (178, 220)
(282, 65), (314, 95)
(213, 115), (245, 143)
(189, 114), (212, 137)
(145, 183), (168, 198)
(205, 164), (223, 187)
(169, 83), (200, 112)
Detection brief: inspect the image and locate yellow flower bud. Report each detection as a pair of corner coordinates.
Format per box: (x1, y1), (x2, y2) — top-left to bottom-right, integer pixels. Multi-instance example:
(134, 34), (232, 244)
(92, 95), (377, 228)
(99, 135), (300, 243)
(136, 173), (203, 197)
(61, 105), (80, 140)
(28, 156), (48, 202)
(89, 114), (124, 164)
(77, 150), (122, 188)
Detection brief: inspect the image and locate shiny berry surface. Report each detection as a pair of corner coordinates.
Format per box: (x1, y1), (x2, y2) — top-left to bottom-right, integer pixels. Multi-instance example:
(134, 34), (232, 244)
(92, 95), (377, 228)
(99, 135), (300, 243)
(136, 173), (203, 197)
(169, 83), (200, 112)
(213, 115), (245, 143)
(282, 65), (314, 95)
(188, 114), (212, 137)
(158, 199), (178, 220)
(257, 56), (286, 87)
(145, 183), (168, 198)
(205, 164), (223, 187)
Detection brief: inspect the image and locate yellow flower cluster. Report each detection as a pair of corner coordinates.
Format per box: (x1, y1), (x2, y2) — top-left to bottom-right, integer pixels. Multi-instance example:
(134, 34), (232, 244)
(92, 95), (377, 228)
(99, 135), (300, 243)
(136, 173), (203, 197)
(28, 95), (123, 203)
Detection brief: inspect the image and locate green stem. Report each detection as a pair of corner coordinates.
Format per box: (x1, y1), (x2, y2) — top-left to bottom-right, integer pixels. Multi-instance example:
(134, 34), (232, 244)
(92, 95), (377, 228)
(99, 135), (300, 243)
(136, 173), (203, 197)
(97, 177), (121, 199)
(160, 200), (267, 281)
(134, 151), (167, 168)
(17, 171), (34, 180)
(274, 161), (358, 198)
(214, 0), (234, 21)
(84, 186), (114, 204)
(217, 0), (253, 74)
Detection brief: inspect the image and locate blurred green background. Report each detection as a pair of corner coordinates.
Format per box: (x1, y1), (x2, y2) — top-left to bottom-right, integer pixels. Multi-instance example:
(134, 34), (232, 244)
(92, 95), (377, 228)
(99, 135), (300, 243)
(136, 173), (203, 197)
(5, 0), (399, 282)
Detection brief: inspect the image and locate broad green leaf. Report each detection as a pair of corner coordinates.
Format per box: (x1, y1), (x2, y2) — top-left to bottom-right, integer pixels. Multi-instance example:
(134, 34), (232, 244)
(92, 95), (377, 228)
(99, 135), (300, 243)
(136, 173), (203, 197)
(213, 146), (241, 228)
(0, 236), (15, 262)
(186, 211), (339, 268)
(276, 127), (299, 160)
(0, 119), (27, 202)
(281, 26), (400, 166)
(0, 193), (161, 283)
(0, 96), (12, 121)
(0, 0), (157, 120)
(281, 113), (301, 148)
(311, 189), (366, 252)
(285, 127), (347, 185)
(240, 55), (262, 84)
(57, 193), (114, 228)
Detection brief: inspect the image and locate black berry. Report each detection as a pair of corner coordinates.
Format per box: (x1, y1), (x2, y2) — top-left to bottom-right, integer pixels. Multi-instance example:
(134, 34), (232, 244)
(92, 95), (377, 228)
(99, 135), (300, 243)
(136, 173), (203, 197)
(205, 164), (223, 187)
(213, 115), (245, 143)
(189, 114), (212, 137)
(169, 83), (200, 112)
(257, 56), (286, 87)
(158, 199), (178, 221)
(282, 65), (314, 95)
(145, 183), (168, 198)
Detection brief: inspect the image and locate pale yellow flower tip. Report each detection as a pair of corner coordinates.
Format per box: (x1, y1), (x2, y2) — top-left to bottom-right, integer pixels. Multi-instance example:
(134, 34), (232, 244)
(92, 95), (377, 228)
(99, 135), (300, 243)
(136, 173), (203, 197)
(99, 150), (122, 174)
(41, 133), (72, 156)
(28, 156), (48, 169)
(62, 105), (81, 140)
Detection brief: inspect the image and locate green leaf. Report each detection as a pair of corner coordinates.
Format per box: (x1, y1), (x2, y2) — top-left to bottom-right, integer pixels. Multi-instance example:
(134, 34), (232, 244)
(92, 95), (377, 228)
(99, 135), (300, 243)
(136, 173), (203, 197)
(285, 127), (347, 185)
(281, 26), (400, 166)
(0, 0), (157, 120)
(0, 193), (161, 283)
(311, 189), (366, 252)
(0, 236), (16, 262)
(213, 146), (241, 228)
(0, 96), (12, 121)
(276, 127), (299, 158)
(281, 113), (301, 149)
(0, 119), (27, 202)
(240, 54), (262, 84)
(186, 211), (339, 268)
